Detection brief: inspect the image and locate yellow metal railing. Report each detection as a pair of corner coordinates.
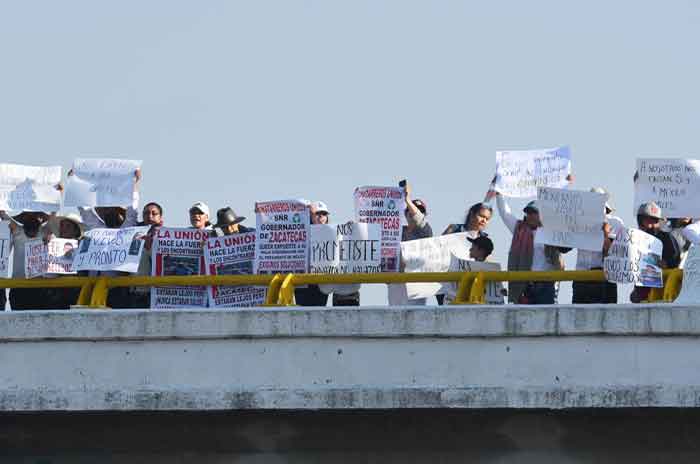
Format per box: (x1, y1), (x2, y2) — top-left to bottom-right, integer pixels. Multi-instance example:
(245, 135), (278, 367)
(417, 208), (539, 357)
(2, 269), (685, 309)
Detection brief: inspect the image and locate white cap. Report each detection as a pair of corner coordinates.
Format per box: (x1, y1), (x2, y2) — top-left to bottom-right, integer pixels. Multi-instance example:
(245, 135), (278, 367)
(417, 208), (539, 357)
(189, 201), (210, 216)
(312, 201), (329, 214)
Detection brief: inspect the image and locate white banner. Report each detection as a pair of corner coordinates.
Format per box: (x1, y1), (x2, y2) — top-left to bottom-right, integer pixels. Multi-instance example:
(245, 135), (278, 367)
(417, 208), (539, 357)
(73, 226), (149, 273)
(538, 187), (606, 234)
(446, 258), (505, 305)
(254, 199), (309, 275)
(604, 228), (663, 287)
(63, 158), (142, 207)
(494, 146), (572, 198)
(0, 164), (62, 212)
(354, 186), (405, 272)
(676, 245), (700, 304)
(151, 227), (208, 309)
(634, 158), (700, 218)
(534, 229), (604, 252)
(205, 232), (266, 308)
(24, 238), (79, 278)
(309, 222), (381, 296)
(0, 222), (10, 278)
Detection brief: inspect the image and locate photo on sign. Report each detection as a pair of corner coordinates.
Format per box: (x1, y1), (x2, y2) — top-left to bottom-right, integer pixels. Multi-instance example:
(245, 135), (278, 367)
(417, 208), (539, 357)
(128, 236), (144, 255)
(163, 256), (199, 276)
(220, 261), (253, 276)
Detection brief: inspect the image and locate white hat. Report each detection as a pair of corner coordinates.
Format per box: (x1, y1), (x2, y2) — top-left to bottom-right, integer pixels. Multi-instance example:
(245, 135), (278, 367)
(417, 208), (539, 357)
(590, 187), (614, 212)
(189, 201), (210, 216)
(312, 201), (329, 214)
(57, 213), (86, 237)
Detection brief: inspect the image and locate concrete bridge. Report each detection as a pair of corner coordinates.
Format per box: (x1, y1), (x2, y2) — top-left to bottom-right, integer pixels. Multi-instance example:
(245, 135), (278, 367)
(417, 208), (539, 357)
(2, 304), (700, 462)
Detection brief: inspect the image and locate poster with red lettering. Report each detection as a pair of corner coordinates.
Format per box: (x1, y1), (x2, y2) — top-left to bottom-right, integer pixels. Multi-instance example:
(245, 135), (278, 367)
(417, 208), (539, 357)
(253, 199), (309, 275)
(353, 186), (405, 272)
(151, 227), (208, 308)
(205, 232), (266, 308)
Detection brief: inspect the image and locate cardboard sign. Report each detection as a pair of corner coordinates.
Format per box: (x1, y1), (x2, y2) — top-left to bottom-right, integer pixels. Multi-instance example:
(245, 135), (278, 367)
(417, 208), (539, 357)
(309, 222), (381, 296)
(675, 245), (700, 304)
(205, 232), (266, 308)
(353, 186), (405, 272)
(634, 158), (700, 218)
(254, 199), (309, 275)
(446, 258), (505, 305)
(73, 226), (150, 273)
(494, 146), (572, 198)
(63, 158), (142, 207)
(604, 228), (663, 288)
(24, 238), (79, 278)
(151, 227), (208, 308)
(0, 164), (62, 212)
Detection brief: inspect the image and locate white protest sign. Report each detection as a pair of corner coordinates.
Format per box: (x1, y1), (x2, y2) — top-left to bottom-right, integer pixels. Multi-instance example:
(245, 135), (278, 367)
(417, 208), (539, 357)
(309, 222), (381, 295)
(151, 227), (208, 309)
(24, 238), (79, 278)
(205, 232), (266, 308)
(535, 229), (604, 252)
(63, 158), (142, 207)
(73, 226), (150, 273)
(0, 164), (62, 212)
(399, 233), (471, 300)
(446, 258), (505, 305)
(494, 146), (572, 198)
(254, 199), (309, 275)
(675, 245), (700, 304)
(634, 158), (700, 218)
(354, 186), (405, 272)
(604, 228), (663, 288)
(0, 222), (11, 278)
(538, 187), (606, 234)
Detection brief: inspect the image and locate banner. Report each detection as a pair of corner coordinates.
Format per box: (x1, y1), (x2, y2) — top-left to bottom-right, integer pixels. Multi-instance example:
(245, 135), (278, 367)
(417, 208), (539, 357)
(634, 158), (700, 218)
(604, 228), (663, 287)
(309, 222), (381, 295)
(676, 245), (700, 304)
(353, 186), (405, 272)
(0, 222), (10, 277)
(24, 238), (79, 278)
(0, 164), (62, 212)
(73, 226), (149, 273)
(399, 233), (471, 300)
(205, 232), (266, 308)
(63, 158), (142, 207)
(446, 258), (505, 305)
(254, 199), (309, 275)
(494, 146), (572, 198)
(151, 227), (208, 308)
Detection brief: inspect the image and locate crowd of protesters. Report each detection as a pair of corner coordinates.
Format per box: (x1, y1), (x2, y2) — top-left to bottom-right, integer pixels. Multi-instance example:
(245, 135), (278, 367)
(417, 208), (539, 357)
(0, 168), (695, 310)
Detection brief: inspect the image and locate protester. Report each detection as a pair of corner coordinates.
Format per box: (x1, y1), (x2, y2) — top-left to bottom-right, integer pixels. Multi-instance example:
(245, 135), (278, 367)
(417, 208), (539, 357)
(211, 207), (251, 237)
(666, 217), (693, 266)
(468, 235), (494, 262)
(69, 169), (141, 231)
(126, 202), (165, 308)
(630, 202), (681, 303)
(442, 202), (493, 239)
(44, 213), (85, 309)
(572, 187), (625, 304)
(295, 201), (331, 306)
(310, 201), (329, 225)
(493, 192), (571, 304)
(189, 202), (212, 230)
(401, 181), (432, 241)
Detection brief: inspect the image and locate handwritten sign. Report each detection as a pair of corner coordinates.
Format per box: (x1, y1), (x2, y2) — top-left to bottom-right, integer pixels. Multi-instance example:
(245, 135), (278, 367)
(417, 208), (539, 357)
(0, 164), (62, 212)
(24, 238), (79, 278)
(63, 158), (142, 207)
(675, 245), (700, 303)
(634, 158), (700, 218)
(254, 199), (309, 275)
(151, 227), (208, 308)
(604, 228), (663, 287)
(354, 186), (405, 272)
(494, 146), (572, 198)
(205, 232), (266, 308)
(0, 222), (10, 277)
(73, 226), (150, 273)
(446, 258), (505, 305)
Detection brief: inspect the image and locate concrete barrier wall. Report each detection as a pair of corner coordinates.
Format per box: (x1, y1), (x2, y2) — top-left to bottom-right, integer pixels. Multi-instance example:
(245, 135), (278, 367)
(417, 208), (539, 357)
(2, 305), (700, 411)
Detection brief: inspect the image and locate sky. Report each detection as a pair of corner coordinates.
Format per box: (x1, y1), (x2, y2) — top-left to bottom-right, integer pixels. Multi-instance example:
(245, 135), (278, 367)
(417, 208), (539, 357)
(1, 1), (698, 305)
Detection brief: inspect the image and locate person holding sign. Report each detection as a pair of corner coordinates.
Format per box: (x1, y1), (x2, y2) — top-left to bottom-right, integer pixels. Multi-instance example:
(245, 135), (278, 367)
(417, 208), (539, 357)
(572, 187), (625, 304)
(630, 202), (681, 303)
(401, 181), (433, 242)
(210, 207), (252, 237)
(295, 200), (332, 306)
(189, 202), (212, 230)
(43, 213), (85, 309)
(442, 202), (493, 239)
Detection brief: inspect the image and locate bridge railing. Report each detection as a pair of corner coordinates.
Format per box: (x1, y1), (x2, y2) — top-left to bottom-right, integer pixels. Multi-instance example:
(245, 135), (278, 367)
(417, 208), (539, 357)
(1, 268), (683, 308)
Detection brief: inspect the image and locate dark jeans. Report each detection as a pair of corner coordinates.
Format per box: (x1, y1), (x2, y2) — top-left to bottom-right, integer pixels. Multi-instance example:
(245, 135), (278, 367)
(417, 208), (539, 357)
(530, 282), (556, 305)
(294, 285), (329, 306)
(572, 281), (617, 304)
(10, 288), (50, 310)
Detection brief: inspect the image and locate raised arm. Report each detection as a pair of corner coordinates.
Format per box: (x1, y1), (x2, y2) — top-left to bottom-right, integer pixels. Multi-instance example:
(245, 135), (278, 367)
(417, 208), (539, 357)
(495, 193), (518, 234)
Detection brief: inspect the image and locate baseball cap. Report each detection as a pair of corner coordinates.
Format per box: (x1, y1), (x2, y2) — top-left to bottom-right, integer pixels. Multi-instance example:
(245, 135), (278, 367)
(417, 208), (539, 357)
(312, 201), (329, 214)
(637, 202), (663, 220)
(523, 201), (539, 214)
(189, 201), (210, 216)
(468, 235), (494, 256)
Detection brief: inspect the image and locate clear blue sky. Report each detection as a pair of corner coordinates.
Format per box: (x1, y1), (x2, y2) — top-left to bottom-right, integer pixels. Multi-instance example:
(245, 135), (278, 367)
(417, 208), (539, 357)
(1, 1), (698, 304)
